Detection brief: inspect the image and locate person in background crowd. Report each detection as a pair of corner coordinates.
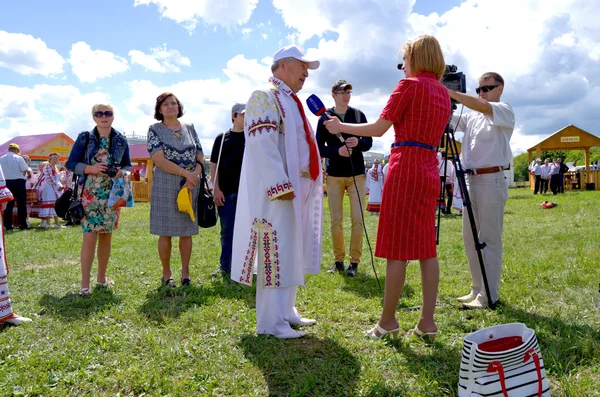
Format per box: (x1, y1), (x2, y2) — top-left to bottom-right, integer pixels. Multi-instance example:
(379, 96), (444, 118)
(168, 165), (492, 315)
(0, 164), (33, 325)
(539, 159), (550, 194)
(325, 35), (450, 341)
(315, 79), (371, 276)
(557, 158), (568, 193)
(549, 158), (560, 195)
(438, 152), (456, 214)
(66, 103), (132, 296)
(530, 158), (542, 194)
(147, 92), (204, 288)
(38, 153), (64, 228)
(210, 103), (246, 278)
(0, 143), (31, 231)
(366, 158), (384, 214)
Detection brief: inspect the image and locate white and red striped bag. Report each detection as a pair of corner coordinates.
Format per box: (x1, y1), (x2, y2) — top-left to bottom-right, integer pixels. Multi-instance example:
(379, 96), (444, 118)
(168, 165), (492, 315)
(459, 323), (551, 396)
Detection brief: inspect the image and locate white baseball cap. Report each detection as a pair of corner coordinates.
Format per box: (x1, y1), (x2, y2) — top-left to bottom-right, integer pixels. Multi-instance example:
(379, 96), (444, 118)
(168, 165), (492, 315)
(273, 45), (320, 70)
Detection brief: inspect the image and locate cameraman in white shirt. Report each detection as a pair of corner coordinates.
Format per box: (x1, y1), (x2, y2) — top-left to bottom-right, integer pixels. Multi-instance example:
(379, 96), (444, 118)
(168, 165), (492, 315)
(447, 72), (515, 309)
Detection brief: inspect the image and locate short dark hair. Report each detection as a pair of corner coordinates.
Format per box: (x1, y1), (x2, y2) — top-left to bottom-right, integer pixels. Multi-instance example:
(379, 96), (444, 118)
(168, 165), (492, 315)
(478, 72), (505, 86)
(154, 92), (184, 121)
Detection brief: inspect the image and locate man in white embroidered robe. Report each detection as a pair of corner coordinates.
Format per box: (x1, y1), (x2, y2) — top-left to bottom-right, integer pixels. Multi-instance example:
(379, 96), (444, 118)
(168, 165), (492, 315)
(231, 45), (323, 339)
(0, 164), (32, 325)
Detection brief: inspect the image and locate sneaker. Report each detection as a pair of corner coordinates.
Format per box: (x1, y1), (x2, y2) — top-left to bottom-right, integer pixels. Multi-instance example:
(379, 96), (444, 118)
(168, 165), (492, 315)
(346, 263), (358, 277)
(327, 261), (345, 273)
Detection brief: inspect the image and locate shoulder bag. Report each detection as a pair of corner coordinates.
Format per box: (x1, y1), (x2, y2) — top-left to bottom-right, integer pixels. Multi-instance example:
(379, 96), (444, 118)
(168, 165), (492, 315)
(197, 162), (217, 228)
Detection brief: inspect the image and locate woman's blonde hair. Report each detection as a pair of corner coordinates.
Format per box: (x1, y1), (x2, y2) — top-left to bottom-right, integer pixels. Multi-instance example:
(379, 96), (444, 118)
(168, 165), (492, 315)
(91, 103), (114, 116)
(401, 35), (446, 80)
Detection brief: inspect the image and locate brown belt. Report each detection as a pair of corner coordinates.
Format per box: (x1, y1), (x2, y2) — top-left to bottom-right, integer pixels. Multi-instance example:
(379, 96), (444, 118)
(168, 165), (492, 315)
(467, 166), (504, 176)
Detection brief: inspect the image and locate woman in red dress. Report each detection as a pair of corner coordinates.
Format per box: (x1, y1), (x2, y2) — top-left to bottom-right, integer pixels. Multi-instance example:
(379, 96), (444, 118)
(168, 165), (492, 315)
(324, 35), (450, 341)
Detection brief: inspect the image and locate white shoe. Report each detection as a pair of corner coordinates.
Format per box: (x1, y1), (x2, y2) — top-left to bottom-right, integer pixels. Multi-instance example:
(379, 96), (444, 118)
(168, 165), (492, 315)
(287, 317), (317, 327)
(53, 224), (65, 228)
(274, 330), (306, 339)
(462, 296), (488, 309)
(4, 315), (33, 325)
(456, 292), (477, 303)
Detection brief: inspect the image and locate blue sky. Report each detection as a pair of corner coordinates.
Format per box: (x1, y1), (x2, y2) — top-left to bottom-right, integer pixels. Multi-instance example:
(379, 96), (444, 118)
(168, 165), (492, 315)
(1, 0), (599, 154)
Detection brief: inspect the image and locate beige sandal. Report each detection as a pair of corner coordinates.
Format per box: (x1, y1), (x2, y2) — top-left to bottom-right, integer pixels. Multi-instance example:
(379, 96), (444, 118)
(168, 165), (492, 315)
(79, 287), (91, 296)
(407, 326), (437, 343)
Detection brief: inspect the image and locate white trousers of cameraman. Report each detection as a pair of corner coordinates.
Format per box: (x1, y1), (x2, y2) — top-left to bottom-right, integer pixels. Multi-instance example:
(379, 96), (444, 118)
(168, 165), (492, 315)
(462, 172), (508, 304)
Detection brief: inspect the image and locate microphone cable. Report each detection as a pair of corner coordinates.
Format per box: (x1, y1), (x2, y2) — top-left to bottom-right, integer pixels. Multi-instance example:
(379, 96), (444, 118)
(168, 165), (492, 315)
(337, 134), (382, 290)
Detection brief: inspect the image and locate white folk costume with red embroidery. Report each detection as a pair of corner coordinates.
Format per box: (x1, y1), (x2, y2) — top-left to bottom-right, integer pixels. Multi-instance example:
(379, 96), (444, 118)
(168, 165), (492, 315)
(0, 166), (16, 321)
(231, 77), (323, 336)
(366, 164), (384, 213)
(38, 163), (62, 218)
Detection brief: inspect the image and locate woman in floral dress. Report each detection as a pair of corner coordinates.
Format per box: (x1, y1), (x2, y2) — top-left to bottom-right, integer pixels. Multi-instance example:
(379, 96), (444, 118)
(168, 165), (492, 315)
(66, 104), (131, 296)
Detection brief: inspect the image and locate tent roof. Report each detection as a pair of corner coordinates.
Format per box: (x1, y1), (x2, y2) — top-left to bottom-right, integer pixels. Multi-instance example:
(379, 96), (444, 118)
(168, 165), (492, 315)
(0, 133), (72, 155)
(129, 143), (150, 160)
(527, 125), (600, 152)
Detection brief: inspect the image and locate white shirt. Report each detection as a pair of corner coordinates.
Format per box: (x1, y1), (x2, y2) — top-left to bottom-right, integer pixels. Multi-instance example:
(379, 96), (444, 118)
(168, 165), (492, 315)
(0, 152), (29, 180)
(454, 102), (515, 170)
(532, 164), (541, 176)
(540, 164), (550, 179)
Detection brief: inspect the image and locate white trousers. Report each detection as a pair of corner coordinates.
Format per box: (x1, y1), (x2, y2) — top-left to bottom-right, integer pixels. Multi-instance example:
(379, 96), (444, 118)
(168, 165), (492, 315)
(462, 173), (508, 303)
(256, 285), (302, 336)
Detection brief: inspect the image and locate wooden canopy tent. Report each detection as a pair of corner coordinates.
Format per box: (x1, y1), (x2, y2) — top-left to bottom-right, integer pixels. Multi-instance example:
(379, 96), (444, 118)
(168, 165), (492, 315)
(0, 133), (74, 163)
(527, 125), (600, 190)
(129, 144), (153, 202)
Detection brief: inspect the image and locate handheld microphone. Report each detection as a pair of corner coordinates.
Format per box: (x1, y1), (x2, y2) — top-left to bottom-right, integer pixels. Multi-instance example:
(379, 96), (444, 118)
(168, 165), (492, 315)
(306, 94), (345, 143)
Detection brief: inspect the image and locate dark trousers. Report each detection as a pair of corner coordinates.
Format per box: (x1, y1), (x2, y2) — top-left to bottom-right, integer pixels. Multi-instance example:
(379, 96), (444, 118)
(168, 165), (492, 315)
(540, 178), (548, 193)
(3, 179), (27, 229)
(550, 174), (560, 195)
(534, 175), (541, 194)
(217, 193), (238, 273)
(559, 174), (565, 193)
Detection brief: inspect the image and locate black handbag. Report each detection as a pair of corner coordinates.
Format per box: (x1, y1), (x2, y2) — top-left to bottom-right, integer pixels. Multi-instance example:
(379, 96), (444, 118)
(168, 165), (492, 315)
(65, 132), (89, 223)
(66, 175), (86, 222)
(54, 187), (73, 219)
(197, 163), (217, 228)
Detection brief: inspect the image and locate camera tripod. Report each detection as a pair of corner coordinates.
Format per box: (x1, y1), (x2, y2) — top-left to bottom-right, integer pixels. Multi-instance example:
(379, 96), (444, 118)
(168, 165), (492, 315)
(436, 112), (496, 310)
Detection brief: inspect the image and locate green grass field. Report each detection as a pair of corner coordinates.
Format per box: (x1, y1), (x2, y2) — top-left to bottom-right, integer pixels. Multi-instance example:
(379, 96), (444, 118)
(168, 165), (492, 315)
(2, 188), (599, 396)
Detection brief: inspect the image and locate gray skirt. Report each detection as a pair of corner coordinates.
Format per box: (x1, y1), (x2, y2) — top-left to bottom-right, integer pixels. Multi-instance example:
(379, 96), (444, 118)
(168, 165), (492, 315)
(150, 168), (200, 236)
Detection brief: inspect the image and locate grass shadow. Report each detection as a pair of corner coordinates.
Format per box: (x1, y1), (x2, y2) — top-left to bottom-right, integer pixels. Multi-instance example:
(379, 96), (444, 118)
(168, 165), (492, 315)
(139, 280), (255, 323)
(240, 334), (360, 396)
(385, 337), (463, 394)
(38, 287), (122, 320)
(341, 271), (417, 303)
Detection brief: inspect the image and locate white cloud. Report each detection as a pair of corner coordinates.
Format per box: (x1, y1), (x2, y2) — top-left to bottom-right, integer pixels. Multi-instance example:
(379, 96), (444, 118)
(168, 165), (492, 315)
(133, 0), (259, 31)
(0, 30), (64, 76)
(129, 45), (191, 73)
(69, 42), (129, 83)
(123, 54), (271, 150)
(0, 83), (112, 140)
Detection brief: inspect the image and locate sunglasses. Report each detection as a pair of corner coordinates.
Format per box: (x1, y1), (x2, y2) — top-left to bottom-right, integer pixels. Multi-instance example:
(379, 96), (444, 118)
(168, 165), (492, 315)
(94, 111), (114, 118)
(476, 85), (500, 94)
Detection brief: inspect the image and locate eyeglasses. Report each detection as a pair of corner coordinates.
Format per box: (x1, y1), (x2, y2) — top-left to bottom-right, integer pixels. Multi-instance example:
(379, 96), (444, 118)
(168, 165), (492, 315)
(334, 91), (352, 96)
(476, 85), (500, 94)
(94, 111), (114, 118)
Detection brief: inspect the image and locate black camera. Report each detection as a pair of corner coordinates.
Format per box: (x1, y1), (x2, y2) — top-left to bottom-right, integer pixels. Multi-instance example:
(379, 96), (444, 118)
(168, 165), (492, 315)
(397, 63), (466, 94)
(104, 166), (118, 178)
(441, 65), (466, 93)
